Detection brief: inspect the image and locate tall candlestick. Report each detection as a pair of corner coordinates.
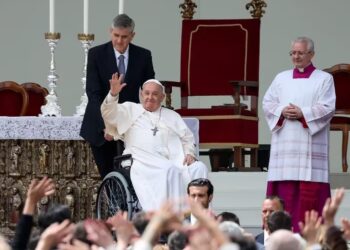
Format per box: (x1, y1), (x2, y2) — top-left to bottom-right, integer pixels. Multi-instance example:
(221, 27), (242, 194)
(49, 0), (55, 33)
(84, 0), (89, 34)
(119, 0), (124, 14)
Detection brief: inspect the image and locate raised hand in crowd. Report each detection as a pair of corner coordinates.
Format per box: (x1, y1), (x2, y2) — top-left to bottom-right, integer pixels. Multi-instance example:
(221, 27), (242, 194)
(341, 217), (350, 240)
(35, 219), (75, 250)
(322, 188), (345, 227)
(299, 210), (322, 246)
(139, 200), (182, 245)
(188, 199), (229, 248)
(188, 227), (215, 250)
(107, 211), (139, 250)
(12, 176), (56, 250)
(84, 219), (115, 249)
(24, 176), (55, 215)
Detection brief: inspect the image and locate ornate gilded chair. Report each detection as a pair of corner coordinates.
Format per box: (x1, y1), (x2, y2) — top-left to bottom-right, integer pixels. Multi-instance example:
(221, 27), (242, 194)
(324, 64), (350, 172)
(21, 82), (49, 116)
(162, 18), (260, 171)
(0, 81), (28, 116)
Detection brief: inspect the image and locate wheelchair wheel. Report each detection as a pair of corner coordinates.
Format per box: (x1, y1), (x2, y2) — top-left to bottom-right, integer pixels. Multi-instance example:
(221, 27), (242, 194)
(96, 171), (132, 220)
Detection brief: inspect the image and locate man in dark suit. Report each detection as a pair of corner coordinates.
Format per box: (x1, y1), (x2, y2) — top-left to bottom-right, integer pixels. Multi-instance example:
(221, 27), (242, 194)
(80, 14), (155, 178)
(255, 195), (284, 245)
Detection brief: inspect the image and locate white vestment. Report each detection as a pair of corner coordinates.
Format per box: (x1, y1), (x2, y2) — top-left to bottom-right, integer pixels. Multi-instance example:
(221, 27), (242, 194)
(263, 69), (335, 183)
(101, 94), (208, 211)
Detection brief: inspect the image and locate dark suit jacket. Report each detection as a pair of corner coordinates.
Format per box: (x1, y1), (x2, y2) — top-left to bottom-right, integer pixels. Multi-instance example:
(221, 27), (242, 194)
(255, 232), (264, 245)
(80, 41), (155, 146)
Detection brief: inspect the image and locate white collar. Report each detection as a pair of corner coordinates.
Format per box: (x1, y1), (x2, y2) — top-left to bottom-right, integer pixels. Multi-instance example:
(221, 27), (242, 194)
(114, 46), (129, 60)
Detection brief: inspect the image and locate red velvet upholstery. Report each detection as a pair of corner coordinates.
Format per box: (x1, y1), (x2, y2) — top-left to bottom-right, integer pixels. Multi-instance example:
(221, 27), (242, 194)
(0, 81), (28, 116)
(162, 19), (260, 170)
(21, 82), (48, 116)
(324, 64), (350, 172)
(180, 19), (260, 98)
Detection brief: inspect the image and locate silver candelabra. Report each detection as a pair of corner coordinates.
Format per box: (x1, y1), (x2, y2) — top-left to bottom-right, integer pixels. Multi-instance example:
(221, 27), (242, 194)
(41, 32), (62, 117)
(75, 33), (94, 116)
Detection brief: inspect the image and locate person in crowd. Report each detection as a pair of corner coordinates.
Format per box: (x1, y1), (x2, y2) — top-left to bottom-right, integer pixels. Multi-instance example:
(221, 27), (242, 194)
(37, 204), (72, 232)
(216, 212), (240, 225)
(185, 178), (214, 225)
(262, 36), (336, 232)
(101, 76), (208, 211)
(265, 229), (303, 250)
(80, 13), (155, 179)
(255, 196), (284, 245)
(167, 230), (188, 250)
(11, 176), (55, 250)
(132, 200), (239, 250)
(267, 211), (292, 234)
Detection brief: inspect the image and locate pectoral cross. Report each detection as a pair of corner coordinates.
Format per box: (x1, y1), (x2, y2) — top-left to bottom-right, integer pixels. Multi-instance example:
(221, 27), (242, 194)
(151, 126), (159, 136)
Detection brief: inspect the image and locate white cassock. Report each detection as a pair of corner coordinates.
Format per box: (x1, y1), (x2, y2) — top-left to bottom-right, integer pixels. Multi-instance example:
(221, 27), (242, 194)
(262, 69), (335, 183)
(101, 93), (208, 211)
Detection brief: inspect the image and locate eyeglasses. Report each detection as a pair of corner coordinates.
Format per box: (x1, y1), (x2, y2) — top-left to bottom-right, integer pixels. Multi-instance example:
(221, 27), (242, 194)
(289, 50), (311, 57)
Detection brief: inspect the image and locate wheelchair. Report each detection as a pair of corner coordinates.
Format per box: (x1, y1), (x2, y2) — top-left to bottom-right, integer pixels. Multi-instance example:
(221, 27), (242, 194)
(96, 154), (141, 220)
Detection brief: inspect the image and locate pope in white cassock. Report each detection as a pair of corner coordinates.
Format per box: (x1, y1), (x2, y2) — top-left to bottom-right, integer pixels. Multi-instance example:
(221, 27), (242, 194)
(101, 74), (208, 211)
(263, 37), (336, 232)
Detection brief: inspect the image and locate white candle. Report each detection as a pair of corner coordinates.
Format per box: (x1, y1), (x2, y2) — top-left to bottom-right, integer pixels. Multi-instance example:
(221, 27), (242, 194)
(83, 0), (89, 34)
(119, 0), (124, 14)
(49, 0), (55, 33)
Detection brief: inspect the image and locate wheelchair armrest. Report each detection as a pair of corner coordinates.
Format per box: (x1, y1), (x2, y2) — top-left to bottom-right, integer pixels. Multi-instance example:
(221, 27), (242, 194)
(114, 154), (132, 161)
(113, 154), (133, 170)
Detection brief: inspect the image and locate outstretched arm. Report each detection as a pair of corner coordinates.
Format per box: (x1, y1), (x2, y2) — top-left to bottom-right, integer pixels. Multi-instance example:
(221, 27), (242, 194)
(12, 176), (55, 250)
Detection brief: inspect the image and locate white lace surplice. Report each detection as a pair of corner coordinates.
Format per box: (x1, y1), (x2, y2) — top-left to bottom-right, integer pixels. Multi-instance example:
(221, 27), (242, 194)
(263, 69), (335, 183)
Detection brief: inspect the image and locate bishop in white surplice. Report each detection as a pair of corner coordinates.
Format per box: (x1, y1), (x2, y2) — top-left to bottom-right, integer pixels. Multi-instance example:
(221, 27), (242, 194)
(101, 77), (208, 211)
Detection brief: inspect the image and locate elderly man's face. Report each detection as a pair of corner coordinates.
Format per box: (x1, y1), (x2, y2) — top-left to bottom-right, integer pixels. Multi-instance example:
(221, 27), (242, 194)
(141, 82), (165, 112)
(290, 41), (314, 69)
(110, 27), (134, 54)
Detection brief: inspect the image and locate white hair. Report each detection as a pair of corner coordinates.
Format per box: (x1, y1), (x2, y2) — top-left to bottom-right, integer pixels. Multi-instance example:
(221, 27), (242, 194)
(219, 221), (244, 239)
(266, 229), (303, 250)
(291, 36), (315, 53)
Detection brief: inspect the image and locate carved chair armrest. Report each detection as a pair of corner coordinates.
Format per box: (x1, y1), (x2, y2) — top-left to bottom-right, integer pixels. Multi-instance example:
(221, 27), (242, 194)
(160, 81), (183, 109)
(335, 109), (350, 115)
(229, 81), (259, 115)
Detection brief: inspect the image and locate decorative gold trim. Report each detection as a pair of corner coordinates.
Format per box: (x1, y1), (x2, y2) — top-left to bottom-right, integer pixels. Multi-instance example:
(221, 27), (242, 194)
(187, 24), (248, 95)
(78, 33), (95, 41)
(44, 32), (61, 40)
(246, 0), (267, 19)
(191, 115), (258, 121)
(179, 0), (197, 20)
(200, 143), (259, 149)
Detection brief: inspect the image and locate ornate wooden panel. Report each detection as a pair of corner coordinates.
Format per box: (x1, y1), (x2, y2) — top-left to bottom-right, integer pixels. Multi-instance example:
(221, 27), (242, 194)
(0, 139), (101, 237)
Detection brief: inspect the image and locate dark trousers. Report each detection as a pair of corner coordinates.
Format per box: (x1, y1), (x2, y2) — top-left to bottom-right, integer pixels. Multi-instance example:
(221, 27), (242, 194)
(90, 140), (124, 179)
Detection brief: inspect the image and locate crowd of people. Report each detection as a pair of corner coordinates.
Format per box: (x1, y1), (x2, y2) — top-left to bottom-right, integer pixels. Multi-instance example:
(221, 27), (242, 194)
(0, 177), (349, 250)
